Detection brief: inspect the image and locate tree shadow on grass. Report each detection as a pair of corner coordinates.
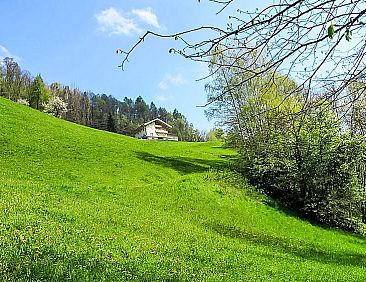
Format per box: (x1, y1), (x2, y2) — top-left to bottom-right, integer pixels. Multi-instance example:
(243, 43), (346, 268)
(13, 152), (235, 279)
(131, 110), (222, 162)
(259, 193), (366, 244)
(134, 151), (228, 175)
(2, 247), (179, 281)
(206, 223), (366, 268)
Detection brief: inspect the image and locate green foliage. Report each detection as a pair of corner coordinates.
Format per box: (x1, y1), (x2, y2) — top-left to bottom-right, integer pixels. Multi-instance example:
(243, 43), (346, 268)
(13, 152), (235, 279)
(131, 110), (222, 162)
(106, 112), (117, 132)
(0, 70), (3, 92)
(169, 109), (204, 142)
(345, 81), (366, 134)
(2, 97), (366, 280)
(0, 57), (31, 101)
(345, 28), (352, 41)
(205, 47), (366, 231)
(328, 24), (335, 39)
(206, 128), (225, 141)
(29, 74), (50, 110)
(244, 105), (366, 231)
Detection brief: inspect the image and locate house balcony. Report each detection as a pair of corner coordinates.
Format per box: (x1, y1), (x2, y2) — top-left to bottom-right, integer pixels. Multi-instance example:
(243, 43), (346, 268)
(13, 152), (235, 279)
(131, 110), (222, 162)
(146, 134), (178, 141)
(166, 135), (178, 141)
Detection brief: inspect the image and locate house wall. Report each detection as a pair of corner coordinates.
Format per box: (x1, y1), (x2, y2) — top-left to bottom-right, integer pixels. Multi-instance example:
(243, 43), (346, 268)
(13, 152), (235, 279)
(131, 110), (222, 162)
(145, 123), (156, 137)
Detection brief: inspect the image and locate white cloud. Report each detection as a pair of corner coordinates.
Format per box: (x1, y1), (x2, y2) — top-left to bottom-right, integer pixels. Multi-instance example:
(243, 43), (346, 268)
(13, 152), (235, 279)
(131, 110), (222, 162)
(156, 73), (187, 102)
(158, 81), (168, 91)
(0, 45), (21, 61)
(96, 7), (142, 36)
(96, 7), (163, 36)
(158, 73), (186, 91)
(0, 45), (9, 56)
(166, 73), (186, 86)
(132, 8), (161, 29)
(156, 95), (168, 102)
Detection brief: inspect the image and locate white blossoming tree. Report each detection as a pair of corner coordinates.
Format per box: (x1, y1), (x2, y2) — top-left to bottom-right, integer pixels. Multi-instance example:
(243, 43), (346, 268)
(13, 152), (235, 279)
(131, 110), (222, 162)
(43, 96), (67, 118)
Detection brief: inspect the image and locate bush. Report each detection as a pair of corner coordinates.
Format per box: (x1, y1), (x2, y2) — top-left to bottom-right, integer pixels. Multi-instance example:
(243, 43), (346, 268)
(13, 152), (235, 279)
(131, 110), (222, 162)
(241, 107), (366, 232)
(17, 98), (30, 106)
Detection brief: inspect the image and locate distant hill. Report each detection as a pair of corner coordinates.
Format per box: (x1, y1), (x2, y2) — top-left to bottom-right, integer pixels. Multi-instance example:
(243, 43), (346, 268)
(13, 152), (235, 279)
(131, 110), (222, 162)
(0, 57), (204, 142)
(0, 96), (366, 281)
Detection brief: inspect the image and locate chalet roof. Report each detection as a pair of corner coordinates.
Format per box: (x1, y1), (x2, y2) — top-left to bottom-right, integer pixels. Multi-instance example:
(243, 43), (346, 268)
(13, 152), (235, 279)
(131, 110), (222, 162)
(144, 118), (172, 128)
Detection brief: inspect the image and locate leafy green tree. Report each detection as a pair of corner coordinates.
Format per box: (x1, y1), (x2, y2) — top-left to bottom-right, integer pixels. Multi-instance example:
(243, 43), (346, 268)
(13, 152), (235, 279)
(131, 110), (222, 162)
(206, 128), (225, 141)
(120, 97), (134, 121)
(149, 102), (158, 120)
(204, 44), (366, 231)
(158, 107), (169, 122)
(0, 68), (3, 95)
(90, 94), (107, 130)
(19, 70), (32, 100)
(107, 113), (117, 133)
(0, 57), (31, 101)
(29, 74), (49, 109)
(343, 81), (366, 136)
(134, 96), (149, 123)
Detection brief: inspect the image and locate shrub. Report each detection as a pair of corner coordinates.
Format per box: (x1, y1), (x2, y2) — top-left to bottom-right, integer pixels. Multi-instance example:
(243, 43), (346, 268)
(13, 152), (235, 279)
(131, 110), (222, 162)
(17, 98), (29, 106)
(242, 107), (366, 232)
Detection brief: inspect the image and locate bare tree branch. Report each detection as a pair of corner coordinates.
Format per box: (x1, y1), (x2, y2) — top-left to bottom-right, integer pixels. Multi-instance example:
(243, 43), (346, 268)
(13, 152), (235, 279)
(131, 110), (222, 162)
(118, 0), (366, 114)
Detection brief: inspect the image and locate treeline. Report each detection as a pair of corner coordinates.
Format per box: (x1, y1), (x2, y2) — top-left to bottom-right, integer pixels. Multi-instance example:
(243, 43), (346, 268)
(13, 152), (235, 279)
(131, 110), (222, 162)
(0, 57), (204, 141)
(206, 48), (366, 233)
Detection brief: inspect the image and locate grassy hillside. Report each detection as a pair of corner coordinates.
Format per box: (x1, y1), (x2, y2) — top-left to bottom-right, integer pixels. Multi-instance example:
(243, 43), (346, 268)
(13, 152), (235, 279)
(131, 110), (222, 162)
(1, 97), (366, 281)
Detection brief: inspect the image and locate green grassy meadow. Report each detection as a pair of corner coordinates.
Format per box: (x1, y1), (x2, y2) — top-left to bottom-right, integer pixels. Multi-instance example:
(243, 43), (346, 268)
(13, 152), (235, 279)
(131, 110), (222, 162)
(1, 96), (366, 281)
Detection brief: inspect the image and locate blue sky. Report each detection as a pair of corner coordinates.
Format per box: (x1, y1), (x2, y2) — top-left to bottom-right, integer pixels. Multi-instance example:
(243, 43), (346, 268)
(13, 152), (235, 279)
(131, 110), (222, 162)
(0, 0), (265, 130)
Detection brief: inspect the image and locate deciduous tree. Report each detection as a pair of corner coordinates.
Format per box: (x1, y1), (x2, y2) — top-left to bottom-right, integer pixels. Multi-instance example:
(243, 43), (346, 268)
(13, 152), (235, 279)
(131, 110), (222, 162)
(43, 95), (67, 117)
(29, 74), (49, 110)
(119, 0), (366, 112)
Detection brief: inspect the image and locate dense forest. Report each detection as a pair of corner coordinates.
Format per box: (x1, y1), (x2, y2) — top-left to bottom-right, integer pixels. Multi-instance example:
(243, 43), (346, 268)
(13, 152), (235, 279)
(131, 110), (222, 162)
(0, 57), (205, 141)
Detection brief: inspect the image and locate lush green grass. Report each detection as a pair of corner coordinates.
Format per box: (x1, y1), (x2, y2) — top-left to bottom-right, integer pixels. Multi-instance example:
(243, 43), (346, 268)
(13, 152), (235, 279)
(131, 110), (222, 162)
(1, 96), (366, 281)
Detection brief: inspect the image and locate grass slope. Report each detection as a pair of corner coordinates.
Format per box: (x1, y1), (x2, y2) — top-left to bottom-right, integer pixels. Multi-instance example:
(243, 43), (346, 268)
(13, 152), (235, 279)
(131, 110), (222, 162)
(1, 97), (366, 281)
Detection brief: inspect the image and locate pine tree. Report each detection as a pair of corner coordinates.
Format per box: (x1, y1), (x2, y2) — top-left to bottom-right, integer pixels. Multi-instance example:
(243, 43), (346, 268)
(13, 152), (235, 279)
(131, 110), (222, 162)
(107, 113), (116, 133)
(149, 102), (158, 120)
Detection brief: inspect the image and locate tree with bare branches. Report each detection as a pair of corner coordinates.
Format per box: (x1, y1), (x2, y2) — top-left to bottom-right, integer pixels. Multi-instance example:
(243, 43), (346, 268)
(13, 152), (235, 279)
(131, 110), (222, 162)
(118, 0), (366, 111)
